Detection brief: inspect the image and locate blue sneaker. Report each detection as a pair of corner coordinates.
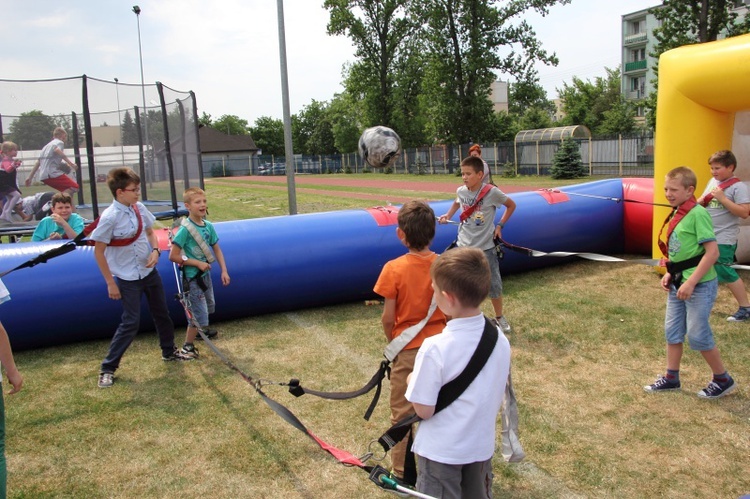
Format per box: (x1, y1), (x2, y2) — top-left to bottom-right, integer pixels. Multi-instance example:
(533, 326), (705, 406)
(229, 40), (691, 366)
(643, 375), (680, 393)
(697, 379), (737, 399)
(727, 307), (750, 322)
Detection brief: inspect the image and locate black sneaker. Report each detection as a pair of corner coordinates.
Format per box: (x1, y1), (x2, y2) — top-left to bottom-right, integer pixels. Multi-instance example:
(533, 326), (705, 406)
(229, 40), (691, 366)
(195, 329), (218, 341)
(162, 348), (194, 361)
(180, 343), (199, 359)
(643, 375), (680, 393)
(697, 379), (737, 399)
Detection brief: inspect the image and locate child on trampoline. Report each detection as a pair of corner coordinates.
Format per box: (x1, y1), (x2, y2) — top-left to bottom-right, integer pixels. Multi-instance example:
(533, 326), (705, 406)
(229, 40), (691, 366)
(373, 199), (447, 486)
(25, 127), (79, 196)
(697, 149), (750, 322)
(91, 168), (192, 389)
(31, 192), (84, 241)
(168, 187), (230, 358)
(438, 155), (516, 333)
(405, 247), (511, 498)
(644, 166), (737, 399)
(0, 141), (22, 224)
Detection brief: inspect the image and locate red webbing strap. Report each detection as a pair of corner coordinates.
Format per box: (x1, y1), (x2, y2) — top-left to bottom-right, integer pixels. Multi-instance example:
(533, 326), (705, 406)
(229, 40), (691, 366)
(459, 184), (493, 222)
(76, 205), (143, 247)
(657, 197), (697, 259)
(699, 177), (741, 207)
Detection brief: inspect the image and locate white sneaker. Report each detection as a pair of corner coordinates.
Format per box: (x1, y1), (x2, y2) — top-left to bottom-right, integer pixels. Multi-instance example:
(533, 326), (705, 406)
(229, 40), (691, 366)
(494, 316), (512, 334)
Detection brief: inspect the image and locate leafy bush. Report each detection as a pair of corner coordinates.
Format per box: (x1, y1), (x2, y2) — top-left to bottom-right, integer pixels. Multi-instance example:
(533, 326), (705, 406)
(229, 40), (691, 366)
(501, 161), (518, 178)
(210, 164), (231, 178)
(384, 166), (394, 174)
(551, 138), (586, 179)
(344, 166), (352, 174)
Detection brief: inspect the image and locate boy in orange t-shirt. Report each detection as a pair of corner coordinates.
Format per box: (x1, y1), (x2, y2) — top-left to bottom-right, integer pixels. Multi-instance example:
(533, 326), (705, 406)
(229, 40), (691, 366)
(373, 200), (447, 485)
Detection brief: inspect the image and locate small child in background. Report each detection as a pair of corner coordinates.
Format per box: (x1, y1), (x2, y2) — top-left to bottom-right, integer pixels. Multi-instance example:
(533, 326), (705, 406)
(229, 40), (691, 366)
(697, 150), (750, 321)
(0, 142), (22, 224)
(373, 200), (447, 485)
(169, 187), (230, 358)
(31, 192), (84, 241)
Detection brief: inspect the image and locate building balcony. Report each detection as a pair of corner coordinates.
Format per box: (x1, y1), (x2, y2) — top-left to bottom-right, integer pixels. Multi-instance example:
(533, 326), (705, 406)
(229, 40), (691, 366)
(624, 32), (648, 45)
(625, 60), (647, 72)
(626, 90), (646, 100)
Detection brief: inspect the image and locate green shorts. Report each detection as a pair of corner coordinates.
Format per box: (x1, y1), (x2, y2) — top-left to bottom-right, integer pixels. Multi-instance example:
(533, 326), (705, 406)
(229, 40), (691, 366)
(715, 244), (740, 284)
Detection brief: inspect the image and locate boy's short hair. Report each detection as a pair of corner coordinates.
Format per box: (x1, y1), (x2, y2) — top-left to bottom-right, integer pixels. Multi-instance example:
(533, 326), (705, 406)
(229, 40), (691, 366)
(53, 127), (67, 139)
(1, 141), (17, 154)
(708, 150), (737, 169)
(461, 156), (484, 173)
(431, 247), (490, 308)
(51, 192), (72, 207)
(468, 144), (482, 156)
(398, 200), (435, 251)
(183, 187), (206, 203)
(107, 167), (140, 196)
(666, 166), (697, 189)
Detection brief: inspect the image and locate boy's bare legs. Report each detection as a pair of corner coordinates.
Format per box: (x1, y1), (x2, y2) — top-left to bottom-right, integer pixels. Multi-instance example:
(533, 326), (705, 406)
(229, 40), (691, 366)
(666, 343), (683, 371)
(700, 347), (726, 375)
(726, 278), (750, 308)
(491, 296), (503, 318)
(185, 325), (198, 344)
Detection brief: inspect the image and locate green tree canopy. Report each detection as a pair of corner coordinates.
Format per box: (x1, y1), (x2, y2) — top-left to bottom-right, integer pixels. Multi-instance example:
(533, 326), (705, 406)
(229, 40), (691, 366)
(7, 111), (59, 150)
(328, 90), (365, 153)
(292, 100), (336, 155)
(121, 110), (139, 146)
(559, 67), (636, 135)
(213, 114), (250, 136)
(249, 116), (285, 156)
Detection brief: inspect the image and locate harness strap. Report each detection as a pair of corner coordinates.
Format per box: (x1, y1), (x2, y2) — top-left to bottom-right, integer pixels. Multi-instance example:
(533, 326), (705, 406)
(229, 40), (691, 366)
(383, 298), (438, 362)
(459, 184), (493, 222)
(180, 217), (215, 263)
(657, 197), (698, 259)
(377, 317), (498, 453)
(74, 204), (143, 247)
(288, 360), (391, 421)
(665, 252), (706, 289)
(699, 177), (741, 207)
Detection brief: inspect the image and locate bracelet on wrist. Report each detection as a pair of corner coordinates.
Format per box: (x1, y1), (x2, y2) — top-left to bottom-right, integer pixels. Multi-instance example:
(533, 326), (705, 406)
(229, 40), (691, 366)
(497, 222), (505, 229)
(152, 248), (161, 256)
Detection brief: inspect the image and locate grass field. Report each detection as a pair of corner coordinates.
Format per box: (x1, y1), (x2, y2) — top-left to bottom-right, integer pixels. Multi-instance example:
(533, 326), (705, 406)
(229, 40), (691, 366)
(5, 174), (750, 498)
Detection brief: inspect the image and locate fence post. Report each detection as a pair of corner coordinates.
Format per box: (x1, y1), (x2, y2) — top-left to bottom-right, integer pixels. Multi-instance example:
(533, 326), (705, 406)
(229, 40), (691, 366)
(589, 138), (593, 176)
(618, 134), (623, 177)
(493, 142), (498, 176)
(536, 141), (540, 176)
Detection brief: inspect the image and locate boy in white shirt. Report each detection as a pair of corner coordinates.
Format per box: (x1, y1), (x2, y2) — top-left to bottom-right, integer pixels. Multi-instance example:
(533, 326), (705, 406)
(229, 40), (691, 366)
(406, 247), (511, 498)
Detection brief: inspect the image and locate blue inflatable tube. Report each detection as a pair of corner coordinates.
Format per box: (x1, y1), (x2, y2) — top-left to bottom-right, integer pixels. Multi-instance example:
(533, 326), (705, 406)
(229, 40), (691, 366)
(0, 178), (627, 350)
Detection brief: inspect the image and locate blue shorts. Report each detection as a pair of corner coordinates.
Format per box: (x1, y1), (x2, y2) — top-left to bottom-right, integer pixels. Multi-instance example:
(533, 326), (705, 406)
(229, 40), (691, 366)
(664, 278), (717, 351)
(483, 248), (503, 299)
(185, 273), (215, 328)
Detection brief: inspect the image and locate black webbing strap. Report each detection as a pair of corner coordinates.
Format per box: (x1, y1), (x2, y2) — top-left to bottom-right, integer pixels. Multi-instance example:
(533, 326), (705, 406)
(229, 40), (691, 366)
(287, 360), (391, 421)
(665, 252), (705, 289)
(377, 317), (498, 453)
(0, 241), (77, 278)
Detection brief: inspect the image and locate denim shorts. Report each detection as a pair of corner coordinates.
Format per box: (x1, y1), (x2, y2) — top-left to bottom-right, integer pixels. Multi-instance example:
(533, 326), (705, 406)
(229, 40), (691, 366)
(664, 278), (718, 351)
(185, 273), (215, 328)
(482, 248), (503, 299)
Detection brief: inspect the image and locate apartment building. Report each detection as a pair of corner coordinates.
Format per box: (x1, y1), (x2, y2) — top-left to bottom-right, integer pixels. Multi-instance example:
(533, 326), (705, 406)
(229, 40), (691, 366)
(621, 1), (750, 122)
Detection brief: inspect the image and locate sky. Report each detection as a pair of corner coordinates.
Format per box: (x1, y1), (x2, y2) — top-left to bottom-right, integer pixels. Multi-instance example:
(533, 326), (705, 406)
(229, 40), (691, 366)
(4, 0), (659, 125)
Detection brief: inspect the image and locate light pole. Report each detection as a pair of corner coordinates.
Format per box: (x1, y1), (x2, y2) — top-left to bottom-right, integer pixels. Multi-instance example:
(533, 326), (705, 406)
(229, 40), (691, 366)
(114, 77), (125, 164)
(133, 5), (149, 160)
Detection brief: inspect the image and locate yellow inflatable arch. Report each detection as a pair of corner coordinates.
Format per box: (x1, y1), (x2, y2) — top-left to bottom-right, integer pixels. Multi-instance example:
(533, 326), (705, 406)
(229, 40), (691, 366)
(653, 33), (750, 262)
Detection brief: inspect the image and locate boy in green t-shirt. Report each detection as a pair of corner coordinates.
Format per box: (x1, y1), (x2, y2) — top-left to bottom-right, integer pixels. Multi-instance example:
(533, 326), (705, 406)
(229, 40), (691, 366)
(644, 166), (736, 399)
(169, 188), (230, 357)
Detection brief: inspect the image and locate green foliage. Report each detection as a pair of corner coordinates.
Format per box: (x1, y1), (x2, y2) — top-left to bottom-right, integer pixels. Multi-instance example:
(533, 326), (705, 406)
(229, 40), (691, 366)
(7, 110), (59, 150)
(328, 89), (364, 153)
(344, 165), (352, 174)
(293, 100), (336, 155)
(501, 161), (518, 178)
(384, 165), (394, 174)
(550, 138), (586, 179)
(420, 0), (569, 144)
(509, 79), (555, 116)
(644, 0), (750, 129)
(210, 164), (231, 178)
(213, 114), (250, 136)
(199, 112), (213, 128)
(249, 116), (285, 156)
(121, 110), (139, 146)
(518, 106), (554, 131)
(559, 67), (636, 135)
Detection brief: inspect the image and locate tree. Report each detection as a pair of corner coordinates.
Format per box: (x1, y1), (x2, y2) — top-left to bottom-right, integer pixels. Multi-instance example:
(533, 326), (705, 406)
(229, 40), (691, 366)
(508, 79), (554, 116)
(7, 110), (59, 150)
(559, 67), (636, 135)
(199, 112), (213, 128)
(249, 116), (285, 156)
(213, 114), (250, 136)
(550, 137), (585, 179)
(645, 0), (750, 128)
(121, 110), (139, 146)
(419, 0), (570, 144)
(328, 90), (365, 153)
(292, 100), (336, 155)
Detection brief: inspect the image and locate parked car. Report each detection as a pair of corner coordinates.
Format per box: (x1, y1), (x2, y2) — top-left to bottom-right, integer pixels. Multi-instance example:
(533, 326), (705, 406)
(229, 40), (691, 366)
(259, 163), (286, 176)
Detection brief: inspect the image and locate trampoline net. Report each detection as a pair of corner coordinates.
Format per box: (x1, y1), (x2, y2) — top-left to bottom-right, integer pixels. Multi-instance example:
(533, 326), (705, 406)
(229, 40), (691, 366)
(0, 76), (202, 217)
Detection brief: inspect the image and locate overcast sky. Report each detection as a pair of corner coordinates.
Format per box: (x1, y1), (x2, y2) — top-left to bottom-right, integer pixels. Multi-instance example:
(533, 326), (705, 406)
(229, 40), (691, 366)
(5, 0), (658, 125)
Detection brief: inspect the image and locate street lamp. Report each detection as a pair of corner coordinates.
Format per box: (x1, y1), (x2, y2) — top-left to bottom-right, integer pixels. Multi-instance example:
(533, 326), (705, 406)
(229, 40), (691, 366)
(114, 77), (125, 164)
(133, 5), (149, 157)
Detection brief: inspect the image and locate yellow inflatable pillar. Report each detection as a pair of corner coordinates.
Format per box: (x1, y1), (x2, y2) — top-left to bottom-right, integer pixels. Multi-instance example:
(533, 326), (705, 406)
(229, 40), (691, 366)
(653, 34), (750, 262)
